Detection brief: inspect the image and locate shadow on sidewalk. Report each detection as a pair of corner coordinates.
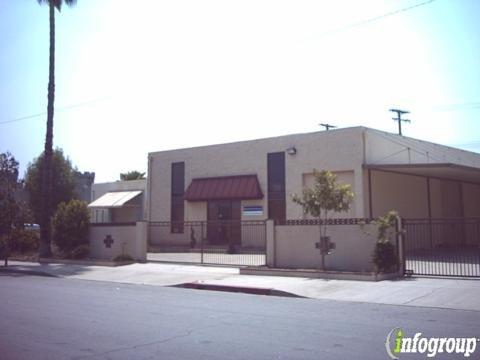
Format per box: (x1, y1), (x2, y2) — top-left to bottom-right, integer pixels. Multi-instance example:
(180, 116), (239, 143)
(0, 262), (105, 278)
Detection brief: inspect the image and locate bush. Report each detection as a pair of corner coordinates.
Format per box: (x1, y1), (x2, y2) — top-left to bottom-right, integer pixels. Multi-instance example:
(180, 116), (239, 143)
(52, 199), (90, 252)
(372, 211), (399, 274)
(373, 241), (397, 273)
(0, 237), (7, 260)
(68, 244), (90, 259)
(10, 229), (39, 253)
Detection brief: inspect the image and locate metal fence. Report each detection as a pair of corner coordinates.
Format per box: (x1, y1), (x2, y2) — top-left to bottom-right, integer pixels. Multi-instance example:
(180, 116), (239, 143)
(148, 220), (266, 266)
(403, 218), (480, 277)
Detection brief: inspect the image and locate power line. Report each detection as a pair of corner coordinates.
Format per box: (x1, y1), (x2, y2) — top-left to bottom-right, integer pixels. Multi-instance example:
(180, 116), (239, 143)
(0, 97), (109, 125)
(0, 112), (46, 125)
(319, 0), (437, 38)
(428, 101), (480, 112)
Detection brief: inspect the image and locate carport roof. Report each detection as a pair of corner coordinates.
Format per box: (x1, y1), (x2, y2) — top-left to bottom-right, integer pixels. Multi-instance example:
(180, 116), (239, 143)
(88, 191), (142, 208)
(364, 163), (480, 184)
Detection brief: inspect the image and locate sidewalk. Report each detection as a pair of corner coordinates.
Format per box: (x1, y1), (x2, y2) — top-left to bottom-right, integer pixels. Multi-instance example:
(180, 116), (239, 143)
(2, 260), (480, 312)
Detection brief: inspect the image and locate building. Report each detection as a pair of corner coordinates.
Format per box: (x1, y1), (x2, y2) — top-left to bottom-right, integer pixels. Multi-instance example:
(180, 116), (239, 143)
(146, 126), (480, 248)
(74, 171), (95, 203)
(88, 179), (147, 223)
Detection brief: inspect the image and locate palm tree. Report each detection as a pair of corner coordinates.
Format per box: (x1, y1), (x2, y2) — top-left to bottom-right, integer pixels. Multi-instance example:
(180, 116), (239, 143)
(120, 171), (147, 181)
(37, 0), (77, 257)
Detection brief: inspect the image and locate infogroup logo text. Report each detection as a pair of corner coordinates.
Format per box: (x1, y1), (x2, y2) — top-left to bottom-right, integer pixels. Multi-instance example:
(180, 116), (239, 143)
(385, 328), (478, 359)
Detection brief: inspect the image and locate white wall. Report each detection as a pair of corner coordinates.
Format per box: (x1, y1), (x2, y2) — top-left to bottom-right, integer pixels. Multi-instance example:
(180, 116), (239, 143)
(89, 222), (147, 261)
(369, 170), (479, 220)
(370, 170), (428, 218)
(148, 127), (366, 224)
(463, 183), (480, 217)
(147, 126), (480, 226)
(274, 223), (380, 272)
(302, 170), (356, 218)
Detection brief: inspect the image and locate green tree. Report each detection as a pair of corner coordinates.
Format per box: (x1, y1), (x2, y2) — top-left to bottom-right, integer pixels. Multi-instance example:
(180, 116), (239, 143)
(37, 0), (77, 257)
(25, 149), (76, 231)
(0, 152), (32, 265)
(52, 199), (89, 255)
(292, 170), (354, 270)
(120, 171), (146, 181)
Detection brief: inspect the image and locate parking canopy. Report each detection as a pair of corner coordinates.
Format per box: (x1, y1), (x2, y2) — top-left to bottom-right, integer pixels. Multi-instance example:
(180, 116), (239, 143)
(364, 163), (480, 184)
(88, 191), (142, 208)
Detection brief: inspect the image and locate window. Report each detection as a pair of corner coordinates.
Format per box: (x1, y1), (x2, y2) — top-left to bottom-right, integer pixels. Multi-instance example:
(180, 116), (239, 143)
(171, 162), (185, 233)
(267, 152), (286, 222)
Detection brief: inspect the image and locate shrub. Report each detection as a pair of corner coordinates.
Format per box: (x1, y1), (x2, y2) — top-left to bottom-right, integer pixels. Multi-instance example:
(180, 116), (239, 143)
(52, 199), (90, 252)
(68, 244), (90, 259)
(0, 237), (7, 260)
(372, 211), (399, 273)
(373, 241), (397, 273)
(10, 229), (39, 253)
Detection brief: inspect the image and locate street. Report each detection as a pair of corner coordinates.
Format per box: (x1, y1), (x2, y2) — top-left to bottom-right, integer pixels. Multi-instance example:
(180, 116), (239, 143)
(0, 273), (479, 360)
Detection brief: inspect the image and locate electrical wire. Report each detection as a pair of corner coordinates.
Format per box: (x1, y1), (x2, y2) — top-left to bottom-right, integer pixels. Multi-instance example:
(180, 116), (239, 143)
(0, 97), (109, 125)
(319, 0), (437, 38)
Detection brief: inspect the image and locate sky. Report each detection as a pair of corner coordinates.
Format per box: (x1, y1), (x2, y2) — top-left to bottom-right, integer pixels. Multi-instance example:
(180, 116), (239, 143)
(1, 0), (479, 182)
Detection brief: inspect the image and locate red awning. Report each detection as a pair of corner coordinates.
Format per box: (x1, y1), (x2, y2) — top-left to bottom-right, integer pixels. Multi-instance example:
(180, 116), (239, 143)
(184, 175), (263, 202)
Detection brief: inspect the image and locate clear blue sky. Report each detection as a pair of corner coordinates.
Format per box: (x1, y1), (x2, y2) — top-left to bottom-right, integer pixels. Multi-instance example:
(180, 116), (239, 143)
(1, 0), (479, 182)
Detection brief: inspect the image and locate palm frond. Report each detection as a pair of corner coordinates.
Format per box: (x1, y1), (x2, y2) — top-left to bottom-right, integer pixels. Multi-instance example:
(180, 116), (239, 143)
(37, 0), (77, 11)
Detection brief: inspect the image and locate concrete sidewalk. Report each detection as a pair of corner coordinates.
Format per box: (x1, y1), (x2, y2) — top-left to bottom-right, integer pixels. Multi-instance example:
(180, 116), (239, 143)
(2, 260), (480, 312)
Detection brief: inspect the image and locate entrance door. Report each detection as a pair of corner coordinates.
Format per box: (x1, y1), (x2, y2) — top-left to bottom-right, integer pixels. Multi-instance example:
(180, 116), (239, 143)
(207, 200), (241, 245)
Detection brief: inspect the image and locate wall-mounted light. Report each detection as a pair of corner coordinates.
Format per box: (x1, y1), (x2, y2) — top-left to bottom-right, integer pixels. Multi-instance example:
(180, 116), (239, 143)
(286, 146), (297, 155)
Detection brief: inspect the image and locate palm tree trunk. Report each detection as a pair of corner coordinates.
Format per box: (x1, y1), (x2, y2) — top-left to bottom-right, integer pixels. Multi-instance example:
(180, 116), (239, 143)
(39, 1), (55, 258)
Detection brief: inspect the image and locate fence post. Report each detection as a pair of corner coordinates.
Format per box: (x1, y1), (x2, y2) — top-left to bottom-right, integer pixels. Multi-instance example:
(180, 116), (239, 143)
(266, 219), (276, 267)
(396, 216), (405, 276)
(201, 221), (204, 264)
(135, 221), (148, 262)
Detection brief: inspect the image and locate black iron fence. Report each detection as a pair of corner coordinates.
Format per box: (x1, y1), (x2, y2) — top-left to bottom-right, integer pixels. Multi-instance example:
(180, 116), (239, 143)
(403, 218), (480, 277)
(148, 220), (266, 266)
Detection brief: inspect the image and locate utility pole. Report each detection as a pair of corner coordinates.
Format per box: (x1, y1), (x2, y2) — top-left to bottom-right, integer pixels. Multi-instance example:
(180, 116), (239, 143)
(389, 109), (410, 135)
(319, 123), (337, 131)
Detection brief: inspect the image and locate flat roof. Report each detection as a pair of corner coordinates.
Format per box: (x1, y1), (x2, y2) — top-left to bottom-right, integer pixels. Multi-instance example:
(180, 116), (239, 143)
(148, 126), (480, 160)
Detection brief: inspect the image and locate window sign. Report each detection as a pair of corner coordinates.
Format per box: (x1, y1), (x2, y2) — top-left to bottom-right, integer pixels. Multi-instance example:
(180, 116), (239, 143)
(243, 205), (263, 216)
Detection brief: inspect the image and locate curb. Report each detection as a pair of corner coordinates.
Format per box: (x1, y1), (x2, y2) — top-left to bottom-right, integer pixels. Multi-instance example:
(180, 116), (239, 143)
(240, 267), (402, 282)
(0, 267), (57, 278)
(172, 282), (304, 298)
(39, 258), (136, 267)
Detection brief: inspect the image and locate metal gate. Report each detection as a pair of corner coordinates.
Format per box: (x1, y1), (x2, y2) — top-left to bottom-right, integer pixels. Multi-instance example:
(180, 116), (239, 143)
(403, 218), (480, 277)
(148, 220), (266, 266)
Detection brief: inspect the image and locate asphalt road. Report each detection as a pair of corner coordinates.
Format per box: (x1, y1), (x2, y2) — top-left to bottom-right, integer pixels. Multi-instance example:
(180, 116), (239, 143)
(0, 273), (479, 360)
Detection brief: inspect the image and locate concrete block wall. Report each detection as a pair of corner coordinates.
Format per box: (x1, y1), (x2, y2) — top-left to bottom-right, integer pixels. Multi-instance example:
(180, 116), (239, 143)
(267, 222), (381, 272)
(89, 222), (147, 261)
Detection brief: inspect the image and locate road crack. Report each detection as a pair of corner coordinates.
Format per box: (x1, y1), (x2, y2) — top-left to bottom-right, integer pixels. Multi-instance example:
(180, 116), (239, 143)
(72, 329), (197, 359)
(401, 287), (441, 305)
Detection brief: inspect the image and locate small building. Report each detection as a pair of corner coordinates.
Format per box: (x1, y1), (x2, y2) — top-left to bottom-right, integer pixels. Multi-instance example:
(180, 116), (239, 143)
(146, 126), (480, 249)
(88, 179), (147, 223)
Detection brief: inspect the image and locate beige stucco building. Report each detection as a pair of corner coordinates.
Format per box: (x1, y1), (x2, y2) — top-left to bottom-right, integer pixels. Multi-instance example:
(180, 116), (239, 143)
(89, 179), (147, 223)
(147, 126), (480, 228)
(84, 126), (480, 273)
